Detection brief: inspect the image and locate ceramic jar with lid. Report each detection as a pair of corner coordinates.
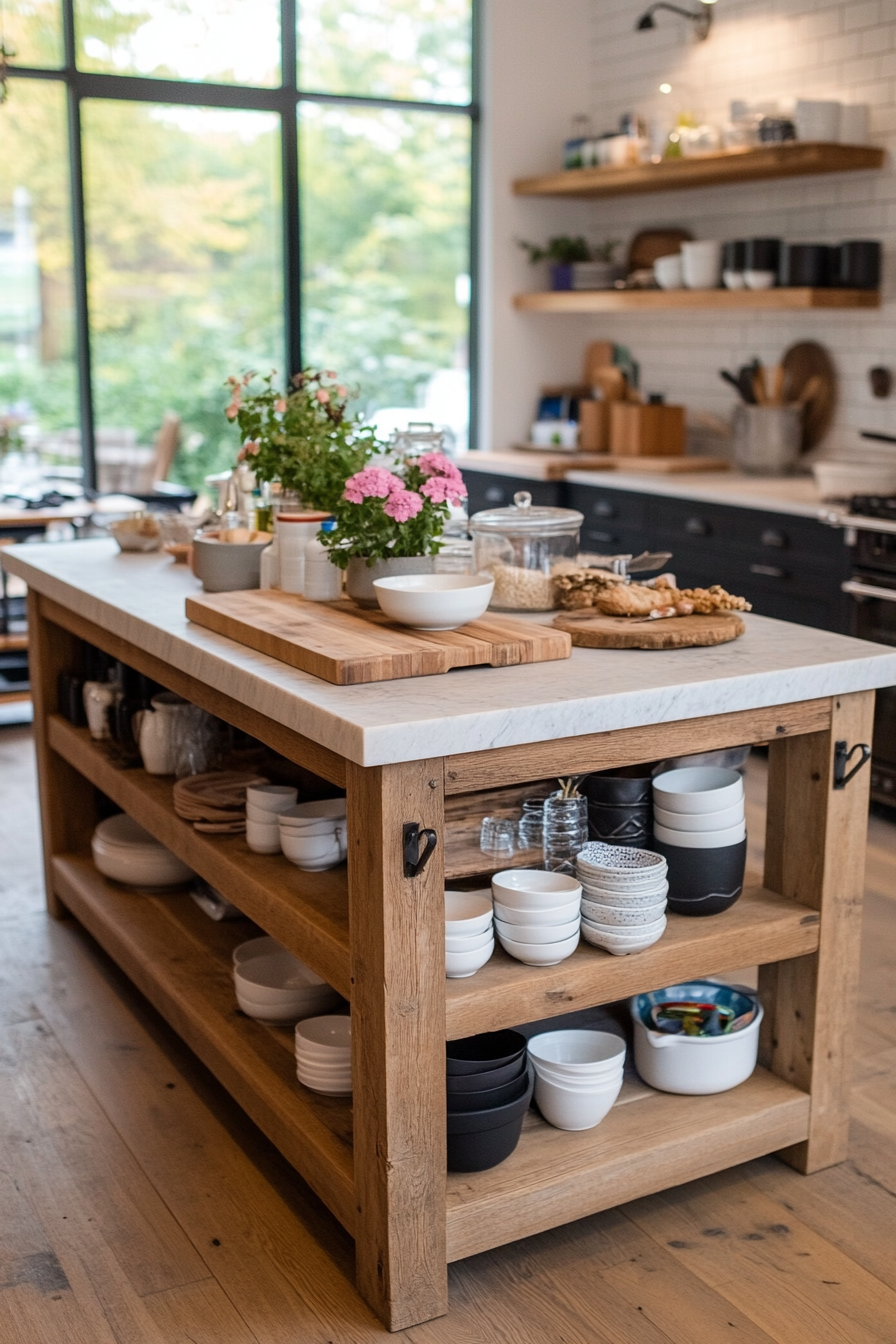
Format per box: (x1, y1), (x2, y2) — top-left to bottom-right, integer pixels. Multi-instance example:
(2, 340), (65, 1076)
(469, 491), (583, 611)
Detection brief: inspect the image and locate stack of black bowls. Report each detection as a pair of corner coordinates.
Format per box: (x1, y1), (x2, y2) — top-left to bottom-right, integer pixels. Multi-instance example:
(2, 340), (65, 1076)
(446, 1030), (534, 1172)
(581, 765), (655, 849)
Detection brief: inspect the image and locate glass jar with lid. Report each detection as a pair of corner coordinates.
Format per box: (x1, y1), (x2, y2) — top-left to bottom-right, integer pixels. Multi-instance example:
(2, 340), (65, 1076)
(469, 491), (583, 611)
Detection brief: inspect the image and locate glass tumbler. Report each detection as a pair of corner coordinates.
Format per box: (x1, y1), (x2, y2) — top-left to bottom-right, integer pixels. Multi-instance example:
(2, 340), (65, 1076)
(518, 796), (548, 851)
(480, 816), (516, 857)
(542, 793), (588, 874)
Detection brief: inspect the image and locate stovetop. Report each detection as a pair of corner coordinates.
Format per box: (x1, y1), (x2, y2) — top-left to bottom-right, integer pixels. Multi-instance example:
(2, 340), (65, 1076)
(851, 495), (896, 520)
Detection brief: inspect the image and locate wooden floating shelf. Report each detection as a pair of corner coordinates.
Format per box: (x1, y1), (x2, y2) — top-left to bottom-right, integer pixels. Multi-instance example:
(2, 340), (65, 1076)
(52, 854), (357, 1236)
(445, 1067), (809, 1260)
(47, 715), (352, 999)
(445, 883), (819, 1040)
(514, 287), (880, 313)
(513, 141), (885, 200)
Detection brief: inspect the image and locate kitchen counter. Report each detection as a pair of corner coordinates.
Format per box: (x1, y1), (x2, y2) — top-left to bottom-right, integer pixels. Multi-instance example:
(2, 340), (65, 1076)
(458, 452), (824, 520)
(7, 533), (887, 1330)
(4, 539), (894, 767)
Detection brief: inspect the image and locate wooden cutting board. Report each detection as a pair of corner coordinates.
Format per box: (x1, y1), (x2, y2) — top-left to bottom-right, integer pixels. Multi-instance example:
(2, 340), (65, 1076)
(553, 609), (745, 649)
(509, 449), (730, 478)
(781, 340), (836, 450)
(186, 590), (572, 685)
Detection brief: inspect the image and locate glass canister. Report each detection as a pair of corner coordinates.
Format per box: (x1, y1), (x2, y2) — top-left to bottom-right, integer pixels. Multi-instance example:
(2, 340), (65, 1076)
(469, 491), (583, 611)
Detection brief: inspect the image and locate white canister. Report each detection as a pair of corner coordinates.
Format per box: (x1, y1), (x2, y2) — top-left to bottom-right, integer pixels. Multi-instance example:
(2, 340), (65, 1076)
(276, 513), (330, 594)
(795, 99), (841, 143)
(303, 523), (343, 601)
(681, 240), (722, 290)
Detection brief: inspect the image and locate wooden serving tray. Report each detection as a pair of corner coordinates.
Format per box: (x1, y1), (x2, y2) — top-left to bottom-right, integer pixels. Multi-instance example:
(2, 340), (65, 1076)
(553, 609), (745, 650)
(507, 448), (730, 479)
(186, 589), (572, 685)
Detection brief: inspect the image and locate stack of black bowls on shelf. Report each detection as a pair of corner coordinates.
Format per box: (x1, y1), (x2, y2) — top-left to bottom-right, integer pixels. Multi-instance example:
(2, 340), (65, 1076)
(581, 765), (654, 849)
(446, 1030), (534, 1172)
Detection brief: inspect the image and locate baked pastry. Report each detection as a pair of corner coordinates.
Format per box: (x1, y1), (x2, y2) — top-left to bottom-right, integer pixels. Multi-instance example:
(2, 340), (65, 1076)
(594, 583), (672, 617)
(554, 568), (628, 610)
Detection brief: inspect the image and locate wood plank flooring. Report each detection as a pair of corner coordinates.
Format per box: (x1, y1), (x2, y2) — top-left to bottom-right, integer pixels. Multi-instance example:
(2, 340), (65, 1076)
(1, 724), (895, 1342)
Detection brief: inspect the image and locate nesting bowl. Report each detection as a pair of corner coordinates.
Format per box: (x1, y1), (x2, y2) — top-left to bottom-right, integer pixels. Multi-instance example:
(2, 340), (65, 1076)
(373, 574), (494, 631)
(234, 952), (340, 1022)
(491, 869), (582, 911)
(91, 814), (194, 888)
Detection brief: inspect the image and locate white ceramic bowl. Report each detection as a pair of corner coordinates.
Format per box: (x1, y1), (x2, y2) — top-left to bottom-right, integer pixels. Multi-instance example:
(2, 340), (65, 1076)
(295, 1014), (351, 1055)
(280, 831), (343, 870)
(91, 834), (194, 888)
(493, 896), (582, 926)
(445, 926), (495, 953)
(534, 1071), (623, 1130)
(533, 1060), (624, 1089)
(296, 1071), (352, 1096)
(293, 1048), (351, 1070)
(653, 820), (746, 849)
(653, 800), (744, 832)
(237, 989), (338, 1021)
(527, 1029), (626, 1075)
(445, 939), (494, 979)
(279, 816), (343, 838)
(576, 843), (667, 890)
(234, 954), (339, 1020)
(813, 460), (896, 501)
(493, 915), (580, 945)
(373, 574), (494, 631)
(630, 1002), (763, 1094)
(233, 935), (283, 966)
(280, 799), (347, 823)
(491, 869), (582, 912)
(496, 929), (580, 966)
(583, 912), (667, 938)
(246, 820), (281, 855)
(652, 766), (743, 815)
(580, 897), (667, 927)
(294, 1059), (352, 1079)
(94, 813), (166, 849)
(581, 917), (666, 955)
(579, 880), (669, 909)
(246, 784), (298, 814)
(444, 889), (494, 936)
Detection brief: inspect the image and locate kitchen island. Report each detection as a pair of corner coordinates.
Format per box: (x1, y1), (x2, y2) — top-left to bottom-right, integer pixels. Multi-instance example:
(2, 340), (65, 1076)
(5, 537), (896, 1331)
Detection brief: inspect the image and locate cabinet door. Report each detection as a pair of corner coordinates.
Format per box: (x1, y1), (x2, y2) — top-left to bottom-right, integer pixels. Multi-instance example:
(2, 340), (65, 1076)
(566, 484), (651, 556)
(462, 471), (562, 518)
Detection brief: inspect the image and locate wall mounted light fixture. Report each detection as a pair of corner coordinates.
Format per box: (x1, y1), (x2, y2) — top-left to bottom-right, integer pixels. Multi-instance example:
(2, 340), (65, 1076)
(635, 0), (716, 41)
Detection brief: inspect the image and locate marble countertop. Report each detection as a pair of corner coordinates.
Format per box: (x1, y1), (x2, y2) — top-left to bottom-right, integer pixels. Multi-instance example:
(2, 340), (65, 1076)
(5, 539), (895, 768)
(458, 453), (826, 520)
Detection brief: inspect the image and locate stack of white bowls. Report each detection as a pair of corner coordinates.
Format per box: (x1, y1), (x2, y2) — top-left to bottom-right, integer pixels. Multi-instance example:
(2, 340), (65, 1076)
(245, 784), (298, 854)
(233, 947), (340, 1022)
(576, 842), (668, 955)
(278, 799), (347, 871)
(445, 889), (494, 978)
(528, 1029), (626, 1130)
(295, 1015), (352, 1095)
(491, 870), (581, 967)
(91, 813), (194, 888)
(652, 767), (747, 917)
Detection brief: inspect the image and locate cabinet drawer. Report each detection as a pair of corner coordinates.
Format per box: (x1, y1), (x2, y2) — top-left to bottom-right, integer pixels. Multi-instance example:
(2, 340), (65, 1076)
(462, 472), (563, 517)
(566, 484), (649, 532)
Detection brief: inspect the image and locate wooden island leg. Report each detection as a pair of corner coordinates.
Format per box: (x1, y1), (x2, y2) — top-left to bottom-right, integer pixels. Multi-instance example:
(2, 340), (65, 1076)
(347, 758), (448, 1330)
(759, 689), (876, 1172)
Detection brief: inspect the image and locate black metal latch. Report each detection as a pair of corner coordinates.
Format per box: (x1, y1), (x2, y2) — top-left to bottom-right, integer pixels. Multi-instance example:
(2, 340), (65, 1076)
(833, 740), (871, 790)
(403, 822), (438, 878)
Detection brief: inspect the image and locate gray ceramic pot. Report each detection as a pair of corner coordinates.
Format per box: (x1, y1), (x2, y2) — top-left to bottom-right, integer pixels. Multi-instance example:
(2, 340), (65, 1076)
(192, 535), (270, 592)
(346, 555), (435, 609)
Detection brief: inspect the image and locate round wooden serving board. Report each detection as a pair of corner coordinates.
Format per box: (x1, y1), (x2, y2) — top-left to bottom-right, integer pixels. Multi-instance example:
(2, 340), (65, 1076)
(553, 610), (745, 649)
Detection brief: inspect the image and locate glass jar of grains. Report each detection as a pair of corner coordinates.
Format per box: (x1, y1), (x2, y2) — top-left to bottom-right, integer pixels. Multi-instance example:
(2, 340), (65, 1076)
(469, 491), (584, 611)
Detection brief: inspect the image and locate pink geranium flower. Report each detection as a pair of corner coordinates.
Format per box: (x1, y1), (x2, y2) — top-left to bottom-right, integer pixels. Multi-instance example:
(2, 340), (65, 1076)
(343, 466), (404, 504)
(316, 389), (330, 404)
(384, 488), (424, 522)
(417, 451), (461, 481)
(420, 474), (467, 505)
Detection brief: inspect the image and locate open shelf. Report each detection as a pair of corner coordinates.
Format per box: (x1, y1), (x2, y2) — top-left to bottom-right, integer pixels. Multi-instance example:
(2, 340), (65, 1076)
(52, 854), (357, 1235)
(47, 715), (351, 999)
(513, 141), (885, 200)
(445, 883), (819, 1040)
(445, 1066), (809, 1260)
(513, 287), (880, 313)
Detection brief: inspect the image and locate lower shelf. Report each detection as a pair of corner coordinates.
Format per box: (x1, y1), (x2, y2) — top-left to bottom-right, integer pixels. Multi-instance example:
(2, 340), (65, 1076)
(445, 1067), (809, 1261)
(52, 854), (357, 1236)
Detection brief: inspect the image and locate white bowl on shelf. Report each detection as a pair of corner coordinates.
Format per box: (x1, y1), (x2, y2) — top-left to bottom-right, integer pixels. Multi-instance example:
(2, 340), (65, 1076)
(527, 1029), (626, 1077)
(245, 819), (281, 854)
(445, 926), (494, 953)
(581, 916), (666, 955)
(813, 460), (896, 501)
(444, 889), (494, 936)
(493, 915), (580, 945)
(579, 880), (668, 908)
(233, 935), (283, 967)
(493, 896), (581, 926)
(280, 829), (344, 870)
(653, 820), (746, 849)
(653, 800), (744, 833)
(373, 574), (494, 631)
(279, 799), (347, 824)
(234, 953), (339, 1021)
(496, 928), (579, 966)
(91, 816), (194, 888)
(491, 869), (582, 912)
(445, 939), (494, 979)
(534, 1070), (623, 1131)
(580, 897), (667, 927)
(295, 1067), (352, 1096)
(246, 784), (298, 814)
(295, 1014), (352, 1057)
(652, 767), (743, 815)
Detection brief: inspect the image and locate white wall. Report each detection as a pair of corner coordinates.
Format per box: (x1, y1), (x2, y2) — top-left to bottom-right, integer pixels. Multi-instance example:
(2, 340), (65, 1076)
(482, 0), (896, 455)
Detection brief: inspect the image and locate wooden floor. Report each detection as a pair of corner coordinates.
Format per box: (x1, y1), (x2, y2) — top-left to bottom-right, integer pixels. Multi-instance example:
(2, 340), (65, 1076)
(2, 725), (896, 1343)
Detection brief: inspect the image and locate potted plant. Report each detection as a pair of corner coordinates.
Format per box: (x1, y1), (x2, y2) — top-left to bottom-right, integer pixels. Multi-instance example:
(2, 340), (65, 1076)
(226, 368), (376, 513)
(320, 452), (468, 607)
(518, 236), (622, 291)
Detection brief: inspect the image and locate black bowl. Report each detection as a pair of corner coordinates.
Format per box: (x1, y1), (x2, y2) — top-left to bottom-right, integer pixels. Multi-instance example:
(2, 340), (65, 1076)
(446, 1054), (528, 1093)
(447, 1066), (535, 1172)
(582, 767), (654, 849)
(447, 1068), (532, 1114)
(652, 836), (747, 916)
(446, 1030), (528, 1076)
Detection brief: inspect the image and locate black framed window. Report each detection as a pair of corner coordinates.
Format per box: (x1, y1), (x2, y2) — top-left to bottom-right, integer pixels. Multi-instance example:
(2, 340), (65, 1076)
(0, 0), (478, 492)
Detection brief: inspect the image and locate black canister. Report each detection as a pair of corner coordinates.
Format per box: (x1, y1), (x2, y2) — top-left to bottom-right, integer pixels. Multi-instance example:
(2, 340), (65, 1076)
(745, 237), (781, 272)
(722, 240), (747, 271)
(838, 239), (882, 289)
(581, 765), (655, 849)
(780, 243), (830, 287)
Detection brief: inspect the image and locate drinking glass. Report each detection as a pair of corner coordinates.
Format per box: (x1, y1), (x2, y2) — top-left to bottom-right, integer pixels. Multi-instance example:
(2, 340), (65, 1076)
(480, 817), (516, 857)
(542, 793), (588, 874)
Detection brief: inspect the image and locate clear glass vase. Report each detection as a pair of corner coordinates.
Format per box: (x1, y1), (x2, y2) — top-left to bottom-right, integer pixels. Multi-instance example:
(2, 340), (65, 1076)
(542, 792), (588, 874)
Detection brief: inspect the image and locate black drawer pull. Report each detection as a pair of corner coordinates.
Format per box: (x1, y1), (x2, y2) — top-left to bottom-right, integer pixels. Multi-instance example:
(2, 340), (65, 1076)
(750, 563), (788, 579)
(484, 487), (506, 504)
(586, 530), (619, 545)
(760, 528), (788, 549)
(685, 517), (711, 537)
(592, 500), (616, 518)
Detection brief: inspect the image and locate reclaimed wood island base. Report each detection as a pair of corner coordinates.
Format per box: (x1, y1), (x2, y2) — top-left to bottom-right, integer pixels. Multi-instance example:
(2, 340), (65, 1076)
(5, 540), (896, 1331)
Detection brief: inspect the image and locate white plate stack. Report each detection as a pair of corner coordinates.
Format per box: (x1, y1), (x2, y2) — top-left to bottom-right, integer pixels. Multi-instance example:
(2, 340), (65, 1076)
(576, 842), (668, 955)
(491, 870), (581, 966)
(91, 813), (194, 888)
(278, 799), (347, 871)
(527, 1029), (626, 1131)
(232, 947), (341, 1023)
(295, 1015), (352, 1095)
(445, 889), (494, 978)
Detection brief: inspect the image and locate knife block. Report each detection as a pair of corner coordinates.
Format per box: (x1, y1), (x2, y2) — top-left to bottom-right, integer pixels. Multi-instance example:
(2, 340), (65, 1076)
(577, 399), (609, 452)
(609, 403), (686, 457)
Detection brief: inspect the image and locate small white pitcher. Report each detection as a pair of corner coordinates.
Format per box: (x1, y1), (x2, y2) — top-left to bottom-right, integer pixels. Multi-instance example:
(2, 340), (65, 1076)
(132, 692), (192, 775)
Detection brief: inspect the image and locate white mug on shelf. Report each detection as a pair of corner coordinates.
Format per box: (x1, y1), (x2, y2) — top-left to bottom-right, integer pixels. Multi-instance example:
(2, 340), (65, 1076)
(83, 680), (117, 741)
(653, 253), (683, 290)
(681, 240), (722, 290)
